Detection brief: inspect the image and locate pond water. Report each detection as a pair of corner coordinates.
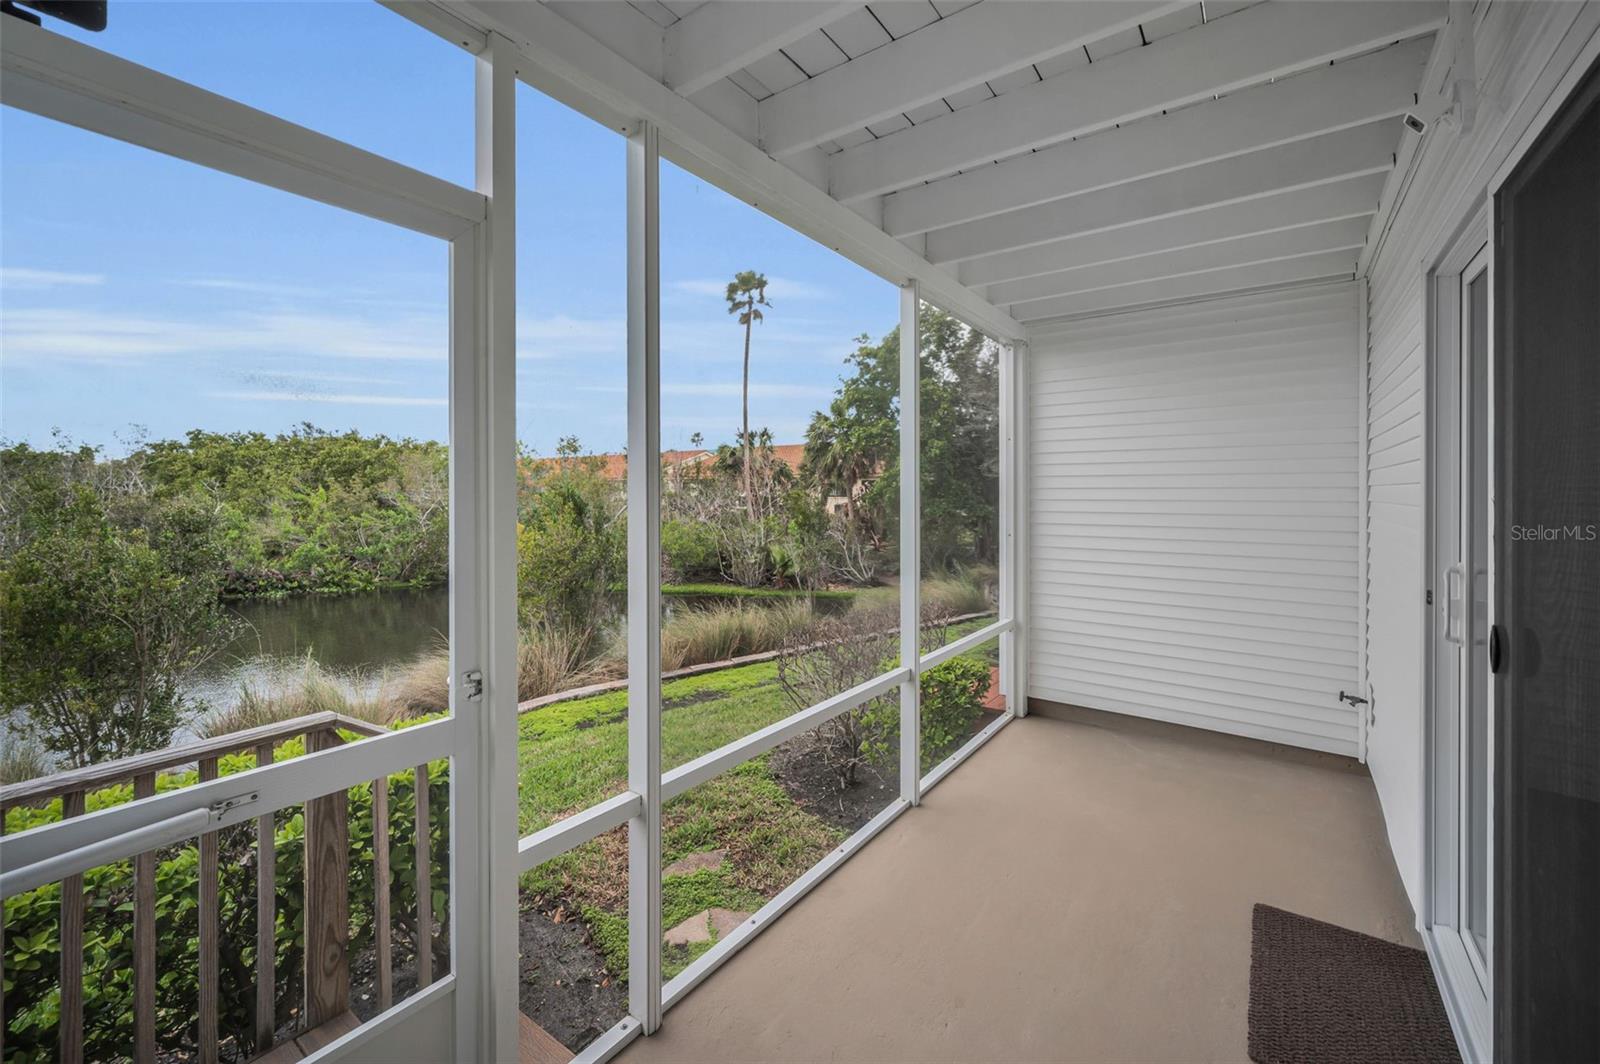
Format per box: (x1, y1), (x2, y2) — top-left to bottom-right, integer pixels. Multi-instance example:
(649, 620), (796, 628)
(190, 586), (853, 713)
(188, 586), (452, 713)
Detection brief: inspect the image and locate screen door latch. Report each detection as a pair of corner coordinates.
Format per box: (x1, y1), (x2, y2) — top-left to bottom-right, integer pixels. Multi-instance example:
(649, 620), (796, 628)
(1338, 690), (1369, 708)
(1488, 626), (1505, 674)
(460, 670), (484, 701)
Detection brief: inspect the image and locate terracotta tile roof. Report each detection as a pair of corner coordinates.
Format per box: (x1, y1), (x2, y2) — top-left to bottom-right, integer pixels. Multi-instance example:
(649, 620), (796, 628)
(525, 444), (806, 482)
(769, 443), (807, 472)
(524, 448), (720, 482)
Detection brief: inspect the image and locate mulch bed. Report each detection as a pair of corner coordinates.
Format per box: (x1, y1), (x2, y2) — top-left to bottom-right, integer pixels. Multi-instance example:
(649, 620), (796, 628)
(517, 903), (628, 1053)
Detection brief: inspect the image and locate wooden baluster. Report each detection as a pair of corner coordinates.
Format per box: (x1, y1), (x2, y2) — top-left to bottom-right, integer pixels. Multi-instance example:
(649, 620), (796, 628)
(133, 773), (157, 1064)
(254, 741), (277, 1054)
(59, 789), (85, 1064)
(374, 774), (393, 1011)
(413, 763), (432, 988)
(303, 728), (350, 1028)
(198, 758), (219, 1064)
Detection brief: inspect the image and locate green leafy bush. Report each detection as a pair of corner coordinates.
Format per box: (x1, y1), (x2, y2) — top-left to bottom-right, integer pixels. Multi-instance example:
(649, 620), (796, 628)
(854, 655), (989, 773)
(1, 741), (450, 1062)
(915, 656), (990, 767)
(660, 520), (720, 583)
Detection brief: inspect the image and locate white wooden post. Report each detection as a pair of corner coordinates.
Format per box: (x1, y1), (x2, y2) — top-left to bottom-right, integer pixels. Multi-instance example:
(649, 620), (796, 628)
(899, 282), (922, 805)
(450, 29), (520, 1061)
(626, 118), (664, 1035)
(998, 339), (1020, 718)
(1012, 340), (1030, 717)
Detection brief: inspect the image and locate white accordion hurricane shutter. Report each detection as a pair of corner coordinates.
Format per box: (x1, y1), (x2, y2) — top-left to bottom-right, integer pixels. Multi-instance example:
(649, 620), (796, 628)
(1027, 284), (1362, 755)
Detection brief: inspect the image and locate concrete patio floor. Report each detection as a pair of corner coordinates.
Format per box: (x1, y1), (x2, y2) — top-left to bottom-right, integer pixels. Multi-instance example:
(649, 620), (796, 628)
(619, 705), (1418, 1063)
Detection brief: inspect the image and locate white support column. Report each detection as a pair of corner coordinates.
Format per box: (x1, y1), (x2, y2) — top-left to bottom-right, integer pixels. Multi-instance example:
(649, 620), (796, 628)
(998, 339), (1019, 718)
(1011, 341), (1030, 717)
(453, 31), (520, 1062)
(899, 282), (922, 805)
(626, 119), (664, 1035)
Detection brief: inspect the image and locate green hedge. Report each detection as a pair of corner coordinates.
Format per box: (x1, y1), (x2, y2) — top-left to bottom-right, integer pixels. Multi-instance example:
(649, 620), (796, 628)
(1, 737), (450, 1063)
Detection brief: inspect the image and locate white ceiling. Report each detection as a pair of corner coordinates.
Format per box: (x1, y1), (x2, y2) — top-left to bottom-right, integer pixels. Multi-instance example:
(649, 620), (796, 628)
(531, 0), (1446, 324)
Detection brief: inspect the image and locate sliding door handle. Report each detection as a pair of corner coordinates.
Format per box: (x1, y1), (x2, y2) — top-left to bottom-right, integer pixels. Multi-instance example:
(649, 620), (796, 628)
(1443, 564), (1465, 645)
(1489, 624), (1504, 674)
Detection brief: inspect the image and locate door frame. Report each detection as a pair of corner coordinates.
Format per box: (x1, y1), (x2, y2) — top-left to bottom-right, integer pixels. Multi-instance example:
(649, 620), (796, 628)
(1423, 202), (1493, 1064)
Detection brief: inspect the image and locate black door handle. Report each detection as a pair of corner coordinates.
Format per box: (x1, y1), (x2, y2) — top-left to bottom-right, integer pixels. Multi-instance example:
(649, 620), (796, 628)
(1489, 624), (1504, 674)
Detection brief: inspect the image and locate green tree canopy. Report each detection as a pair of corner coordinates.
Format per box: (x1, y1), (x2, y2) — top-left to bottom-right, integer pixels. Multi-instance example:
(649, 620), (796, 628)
(0, 443), (239, 765)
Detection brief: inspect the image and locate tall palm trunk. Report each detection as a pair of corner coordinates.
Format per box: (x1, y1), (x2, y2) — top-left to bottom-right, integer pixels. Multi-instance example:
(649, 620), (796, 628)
(741, 310), (754, 519)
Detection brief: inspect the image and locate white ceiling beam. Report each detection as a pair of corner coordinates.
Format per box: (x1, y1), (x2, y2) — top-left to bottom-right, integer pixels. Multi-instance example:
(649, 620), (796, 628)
(830, 0), (1446, 202)
(758, 0), (1180, 157)
(1010, 251), (1359, 323)
(987, 217), (1371, 306)
(450, 0), (1023, 340)
(665, 2), (861, 97)
(960, 174), (1386, 288)
(927, 120), (1398, 264)
(882, 37), (1431, 238)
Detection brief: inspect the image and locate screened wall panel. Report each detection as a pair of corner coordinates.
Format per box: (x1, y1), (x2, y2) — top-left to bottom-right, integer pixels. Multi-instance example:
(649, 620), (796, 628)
(1026, 284), (1362, 755)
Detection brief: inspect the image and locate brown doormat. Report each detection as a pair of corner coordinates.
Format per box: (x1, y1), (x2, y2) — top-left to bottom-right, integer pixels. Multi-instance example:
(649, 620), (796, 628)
(1248, 904), (1462, 1064)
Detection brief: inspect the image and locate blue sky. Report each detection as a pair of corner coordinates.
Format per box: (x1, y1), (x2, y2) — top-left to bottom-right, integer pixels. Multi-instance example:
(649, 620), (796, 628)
(0, 1), (898, 457)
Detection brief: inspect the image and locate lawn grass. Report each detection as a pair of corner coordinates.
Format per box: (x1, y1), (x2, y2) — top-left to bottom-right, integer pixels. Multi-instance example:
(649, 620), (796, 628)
(515, 614), (999, 985)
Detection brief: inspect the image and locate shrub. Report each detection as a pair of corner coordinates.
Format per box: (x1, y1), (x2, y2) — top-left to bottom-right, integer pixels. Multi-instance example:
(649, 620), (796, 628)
(915, 656), (990, 766)
(661, 520), (720, 583)
(775, 602), (956, 787)
(0, 444), (240, 766)
(517, 481), (623, 639)
(0, 740), (451, 1063)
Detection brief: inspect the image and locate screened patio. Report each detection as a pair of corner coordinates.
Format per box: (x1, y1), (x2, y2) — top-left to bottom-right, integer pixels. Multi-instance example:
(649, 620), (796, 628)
(1, 2), (1596, 1063)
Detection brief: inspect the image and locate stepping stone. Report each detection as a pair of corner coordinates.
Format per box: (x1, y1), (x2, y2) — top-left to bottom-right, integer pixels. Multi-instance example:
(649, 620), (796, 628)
(663, 907), (751, 946)
(663, 848), (727, 878)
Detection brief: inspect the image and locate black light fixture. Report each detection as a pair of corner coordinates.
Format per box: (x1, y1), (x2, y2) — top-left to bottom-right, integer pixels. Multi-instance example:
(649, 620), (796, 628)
(2, 0), (107, 31)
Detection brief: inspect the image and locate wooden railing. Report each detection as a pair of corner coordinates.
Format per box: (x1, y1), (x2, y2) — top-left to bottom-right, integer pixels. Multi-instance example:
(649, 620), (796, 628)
(0, 712), (438, 1064)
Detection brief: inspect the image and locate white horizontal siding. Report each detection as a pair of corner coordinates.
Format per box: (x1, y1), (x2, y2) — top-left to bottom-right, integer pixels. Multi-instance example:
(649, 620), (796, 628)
(1026, 285), (1362, 755)
(1361, 0), (1600, 910)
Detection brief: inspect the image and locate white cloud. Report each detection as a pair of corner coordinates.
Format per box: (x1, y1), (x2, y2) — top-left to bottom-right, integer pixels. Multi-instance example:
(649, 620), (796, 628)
(2, 267), (106, 289)
(670, 279), (727, 298)
(516, 314), (626, 360)
(0, 306), (446, 364)
(207, 391), (445, 408)
(182, 278), (327, 298)
(768, 276), (830, 301)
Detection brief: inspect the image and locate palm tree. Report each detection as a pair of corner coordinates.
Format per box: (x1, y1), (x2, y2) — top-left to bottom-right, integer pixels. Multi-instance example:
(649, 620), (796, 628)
(725, 270), (771, 519)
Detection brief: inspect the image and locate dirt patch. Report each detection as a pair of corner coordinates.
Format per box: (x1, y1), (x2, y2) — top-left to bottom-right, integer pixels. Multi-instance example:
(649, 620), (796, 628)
(767, 709), (998, 834)
(517, 904), (628, 1053)
(517, 907), (627, 1052)
(349, 941), (434, 1024)
(767, 730), (900, 834)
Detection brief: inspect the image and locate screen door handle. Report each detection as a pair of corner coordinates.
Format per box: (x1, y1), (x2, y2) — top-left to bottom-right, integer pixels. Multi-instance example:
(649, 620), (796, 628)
(1443, 564), (1465, 645)
(1489, 624), (1504, 673)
